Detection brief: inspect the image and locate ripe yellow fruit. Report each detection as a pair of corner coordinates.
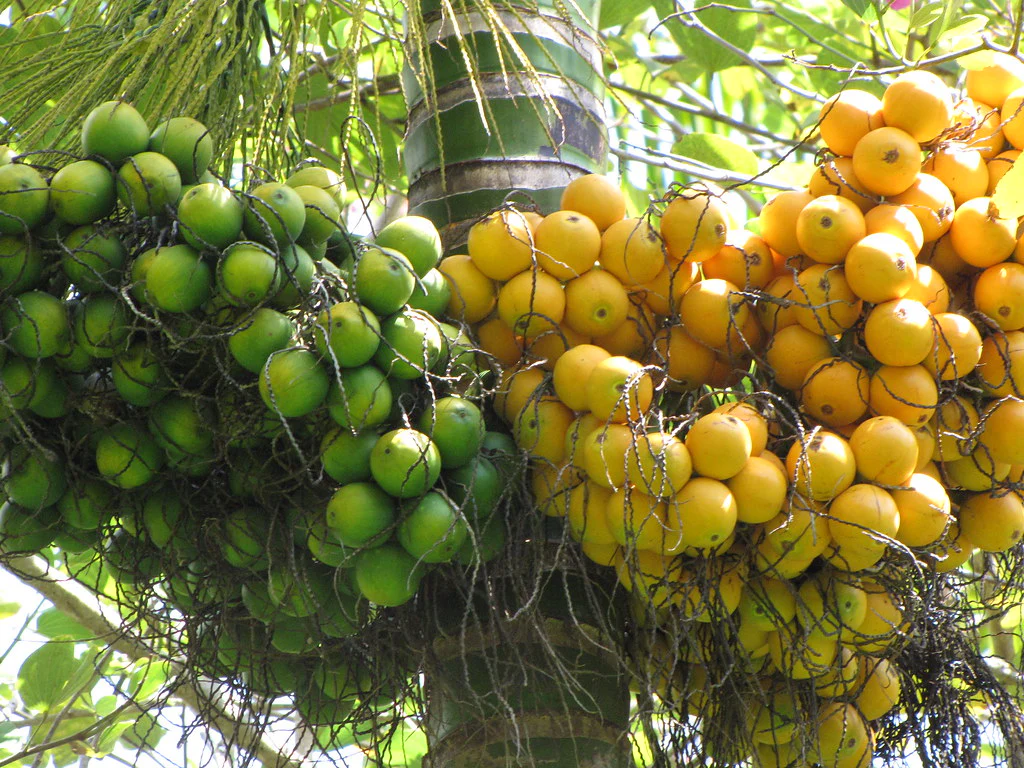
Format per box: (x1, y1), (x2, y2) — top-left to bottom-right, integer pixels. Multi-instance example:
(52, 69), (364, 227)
(727, 455), (788, 524)
(531, 461), (578, 517)
(814, 702), (872, 767)
(948, 196), (1017, 268)
(552, 343), (610, 412)
(889, 173), (955, 242)
(979, 397), (1024, 465)
(793, 264), (863, 336)
(856, 657), (901, 721)
(714, 401), (769, 455)
(581, 422), (633, 490)
(944, 446), (1011, 492)
(659, 191), (729, 263)
(756, 274), (801, 333)
(625, 430), (693, 499)
(795, 195), (866, 264)
(739, 576), (797, 632)
(807, 156), (875, 213)
(892, 472), (951, 547)
(494, 365), (545, 423)
(977, 330), (1024, 397)
(769, 621), (841, 680)
(534, 210), (602, 280)
(931, 396), (979, 462)
(863, 203), (924, 256)
(818, 89), (885, 156)
(476, 317), (523, 368)
(827, 483), (901, 551)
(637, 258), (698, 317)
(560, 174), (627, 232)
(665, 476), (739, 551)
(649, 326), (717, 391)
(902, 263), (950, 313)
(852, 126), (922, 196)
(882, 70), (953, 144)
(974, 262), (1024, 331)
(565, 480), (616, 545)
(921, 145), (988, 207)
(988, 149), (1021, 194)
(563, 268), (630, 338)
(513, 397), (575, 463)
(523, 323), (587, 371)
(965, 51), (1024, 107)
(598, 218), (665, 286)
(959, 99), (1006, 159)
(786, 431), (856, 502)
(595, 299), (653, 358)
(496, 269), (565, 338)
(702, 229), (775, 288)
(843, 232), (917, 304)
(586, 355), (653, 424)
(931, 521), (975, 572)
(684, 412), (753, 480)
(862, 298), (935, 367)
(564, 412), (602, 467)
(678, 278), (749, 349)
(759, 189), (814, 259)
(849, 416), (918, 486)
(958, 490), (1024, 552)
(800, 357), (869, 428)
(438, 254), (497, 323)
(605, 486), (669, 552)
(468, 209), (534, 281)
(764, 324), (835, 391)
(869, 364), (938, 426)
(849, 580), (907, 653)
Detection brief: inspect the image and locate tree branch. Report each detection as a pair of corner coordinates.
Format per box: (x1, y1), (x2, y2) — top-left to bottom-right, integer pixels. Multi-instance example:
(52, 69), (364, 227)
(2, 555), (307, 768)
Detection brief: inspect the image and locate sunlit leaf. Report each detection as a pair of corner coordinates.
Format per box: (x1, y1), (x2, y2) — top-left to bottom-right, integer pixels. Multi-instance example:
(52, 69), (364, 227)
(992, 154), (1024, 220)
(96, 722), (134, 755)
(600, 0), (653, 29)
(0, 601), (20, 619)
(36, 608), (94, 642)
(673, 133), (760, 177)
(906, 1), (945, 29)
(17, 640), (77, 710)
(838, 0), (872, 17)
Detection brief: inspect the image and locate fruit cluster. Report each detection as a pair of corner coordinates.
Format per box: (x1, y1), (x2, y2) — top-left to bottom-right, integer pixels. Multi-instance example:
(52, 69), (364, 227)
(0, 101), (509, 714)
(436, 54), (1024, 768)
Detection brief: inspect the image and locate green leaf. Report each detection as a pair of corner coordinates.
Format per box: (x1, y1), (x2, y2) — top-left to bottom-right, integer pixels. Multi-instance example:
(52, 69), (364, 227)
(0, 601), (20, 619)
(673, 133), (760, 177)
(36, 608), (94, 642)
(992, 155), (1024, 220)
(838, 0), (872, 17)
(96, 722), (133, 755)
(938, 14), (987, 42)
(126, 659), (168, 703)
(52, 653), (102, 709)
(664, 0), (758, 73)
(17, 640), (77, 710)
(906, 0), (945, 30)
(600, 0), (652, 29)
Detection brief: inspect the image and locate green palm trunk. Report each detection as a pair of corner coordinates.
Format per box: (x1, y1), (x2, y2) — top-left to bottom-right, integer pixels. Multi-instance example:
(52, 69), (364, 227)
(403, 3), (632, 766)
(404, 0), (609, 242)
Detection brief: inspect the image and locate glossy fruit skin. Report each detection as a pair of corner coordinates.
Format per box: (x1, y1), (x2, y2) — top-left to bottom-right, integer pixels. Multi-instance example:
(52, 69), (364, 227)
(81, 101), (150, 165)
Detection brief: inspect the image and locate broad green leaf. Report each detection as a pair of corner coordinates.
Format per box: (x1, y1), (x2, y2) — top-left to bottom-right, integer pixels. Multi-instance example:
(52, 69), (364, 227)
(36, 607), (94, 642)
(94, 695), (118, 717)
(96, 722), (134, 755)
(938, 14), (987, 42)
(906, 1), (945, 30)
(992, 155), (1024, 220)
(17, 640), (77, 710)
(600, 0), (652, 29)
(127, 658), (169, 703)
(52, 653), (102, 709)
(121, 712), (166, 749)
(664, 0), (758, 73)
(0, 601), (20, 619)
(838, 0), (872, 17)
(673, 133), (760, 177)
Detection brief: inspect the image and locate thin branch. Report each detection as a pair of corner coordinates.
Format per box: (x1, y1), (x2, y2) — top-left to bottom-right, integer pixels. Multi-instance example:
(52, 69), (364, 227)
(2, 555), (305, 768)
